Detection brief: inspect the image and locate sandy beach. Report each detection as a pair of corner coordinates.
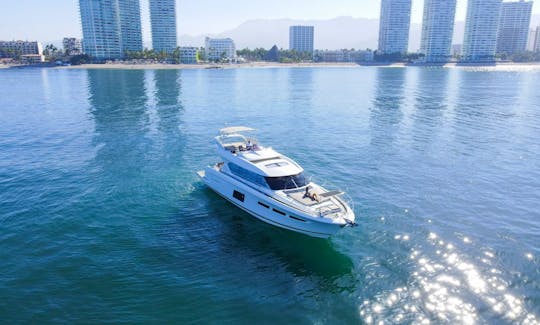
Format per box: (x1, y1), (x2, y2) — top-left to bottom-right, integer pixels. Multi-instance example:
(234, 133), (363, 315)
(58, 61), (364, 70)
(2, 61), (540, 71)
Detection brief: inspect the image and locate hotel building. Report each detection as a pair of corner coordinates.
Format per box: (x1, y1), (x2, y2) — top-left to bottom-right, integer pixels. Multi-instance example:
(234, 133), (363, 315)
(150, 0), (178, 53)
(179, 47), (198, 64)
(205, 37), (236, 61)
(63, 38), (83, 55)
(289, 26), (314, 53)
(378, 0), (412, 54)
(462, 0), (502, 62)
(496, 0), (533, 55)
(420, 0), (457, 62)
(0, 40), (44, 62)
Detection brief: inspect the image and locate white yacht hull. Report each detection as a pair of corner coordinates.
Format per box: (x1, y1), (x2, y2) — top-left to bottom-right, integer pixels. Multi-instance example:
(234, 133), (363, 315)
(198, 167), (345, 238)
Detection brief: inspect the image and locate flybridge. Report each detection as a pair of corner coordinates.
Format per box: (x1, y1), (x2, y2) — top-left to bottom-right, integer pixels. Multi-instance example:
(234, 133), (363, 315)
(219, 126), (255, 135)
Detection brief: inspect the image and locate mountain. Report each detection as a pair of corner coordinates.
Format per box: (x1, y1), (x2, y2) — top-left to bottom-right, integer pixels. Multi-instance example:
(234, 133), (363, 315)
(180, 16), (379, 50)
(179, 14), (540, 51)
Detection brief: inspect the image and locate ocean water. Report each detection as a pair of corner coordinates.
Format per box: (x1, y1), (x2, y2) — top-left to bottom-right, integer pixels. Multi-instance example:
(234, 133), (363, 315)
(0, 66), (539, 324)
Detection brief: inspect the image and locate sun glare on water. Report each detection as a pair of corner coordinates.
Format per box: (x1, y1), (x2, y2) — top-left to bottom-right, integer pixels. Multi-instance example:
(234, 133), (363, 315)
(358, 231), (539, 324)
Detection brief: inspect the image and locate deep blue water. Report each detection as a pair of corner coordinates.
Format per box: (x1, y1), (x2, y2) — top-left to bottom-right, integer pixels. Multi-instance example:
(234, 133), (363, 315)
(0, 66), (539, 324)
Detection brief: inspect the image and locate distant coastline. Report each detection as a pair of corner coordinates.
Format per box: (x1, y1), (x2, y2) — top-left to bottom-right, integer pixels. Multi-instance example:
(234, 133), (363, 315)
(3, 61), (540, 70)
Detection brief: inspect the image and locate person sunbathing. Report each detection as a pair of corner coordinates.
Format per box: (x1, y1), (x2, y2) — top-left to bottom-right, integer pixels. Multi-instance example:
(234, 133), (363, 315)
(303, 187), (319, 202)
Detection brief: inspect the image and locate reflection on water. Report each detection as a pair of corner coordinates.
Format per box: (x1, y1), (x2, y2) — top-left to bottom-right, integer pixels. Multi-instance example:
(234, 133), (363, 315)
(202, 187), (354, 281)
(370, 68), (406, 149)
(2, 67), (539, 323)
(359, 230), (539, 324)
(87, 70), (149, 174)
(410, 68), (449, 148)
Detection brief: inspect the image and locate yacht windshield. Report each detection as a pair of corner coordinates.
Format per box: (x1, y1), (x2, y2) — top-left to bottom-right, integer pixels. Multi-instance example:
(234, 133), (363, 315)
(265, 173), (307, 190)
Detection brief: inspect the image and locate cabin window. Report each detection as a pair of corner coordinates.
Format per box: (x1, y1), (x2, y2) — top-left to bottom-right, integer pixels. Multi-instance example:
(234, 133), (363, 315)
(272, 208), (286, 216)
(233, 190), (245, 202)
(265, 173), (307, 190)
(228, 163), (268, 188)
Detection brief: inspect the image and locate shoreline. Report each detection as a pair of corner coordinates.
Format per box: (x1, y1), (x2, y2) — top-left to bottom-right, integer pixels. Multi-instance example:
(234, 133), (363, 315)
(3, 61), (540, 70)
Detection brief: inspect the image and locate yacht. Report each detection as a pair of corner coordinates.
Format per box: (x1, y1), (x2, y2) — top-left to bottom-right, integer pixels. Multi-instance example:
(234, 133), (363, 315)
(197, 127), (356, 238)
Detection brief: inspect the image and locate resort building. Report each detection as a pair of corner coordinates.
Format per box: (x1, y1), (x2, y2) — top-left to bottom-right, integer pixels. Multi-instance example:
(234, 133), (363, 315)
(462, 0), (502, 62)
(496, 0), (533, 55)
(289, 26), (314, 53)
(420, 0), (457, 63)
(63, 38), (83, 55)
(179, 47), (198, 64)
(378, 0), (412, 54)
(0, 41), (43, 58)
(79, 0), (142, 60)
(150, 0), (177, 53)
(205, 37), (236, 61)
(314, 49), (374, 62)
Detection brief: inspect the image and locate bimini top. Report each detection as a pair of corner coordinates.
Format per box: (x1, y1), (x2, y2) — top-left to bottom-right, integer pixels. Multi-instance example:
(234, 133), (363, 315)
(220, 126), (255, 135)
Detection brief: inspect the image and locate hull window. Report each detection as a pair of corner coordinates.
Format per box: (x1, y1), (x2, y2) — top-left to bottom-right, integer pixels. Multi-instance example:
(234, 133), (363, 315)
(272, 208), (286, 216)
(233, 190), (245, 202)
(258, 201), (270, 208)
(289, 215), (306, 222)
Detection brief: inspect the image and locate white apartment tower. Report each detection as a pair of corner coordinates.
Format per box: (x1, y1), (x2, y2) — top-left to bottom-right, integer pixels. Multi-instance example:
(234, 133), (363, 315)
(378, 0), (412, 54)
(289, 26), (314, 53)
(496, 0), (533, 55)
(462, 0), (502, 62)
(79, 0), (143, 60)
(420, 0), (457, 62)
(150, 0), (178, 53)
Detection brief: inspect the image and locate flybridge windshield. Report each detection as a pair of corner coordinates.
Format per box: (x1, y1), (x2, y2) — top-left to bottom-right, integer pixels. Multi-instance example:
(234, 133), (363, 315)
(265, 173), (307, 190)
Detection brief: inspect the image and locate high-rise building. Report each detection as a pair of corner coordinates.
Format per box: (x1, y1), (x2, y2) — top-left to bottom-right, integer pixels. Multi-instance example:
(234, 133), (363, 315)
(150, 0), (177, 53)
(420, 0), (457, 62)
(79, 0), (142, 60)
(79, 0), (121, 60)
(289, 26), (314, 53)
(378, 0), (412, 54)
(118, 0), (143, 53)
(205, 37), (236, 61)
(63, 38), (83, 55)
(462, 0), (502, 62)
(496, 0), (533, 55)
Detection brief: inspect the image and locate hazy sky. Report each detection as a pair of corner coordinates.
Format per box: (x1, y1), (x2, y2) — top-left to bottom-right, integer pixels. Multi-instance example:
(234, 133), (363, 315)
(1, 0), (539, 42)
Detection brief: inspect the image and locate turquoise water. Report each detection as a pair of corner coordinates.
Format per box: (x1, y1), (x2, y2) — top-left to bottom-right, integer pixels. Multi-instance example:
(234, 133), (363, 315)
(1, 66), (539, 323)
